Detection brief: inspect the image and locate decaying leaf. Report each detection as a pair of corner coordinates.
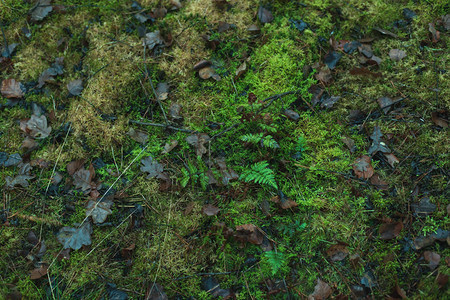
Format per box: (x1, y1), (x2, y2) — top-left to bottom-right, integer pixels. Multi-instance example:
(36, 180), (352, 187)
(143, 31), (164, 50)
(31, 0), (53, 22)
(38, 57), (64, 88)
(72, 165), (94, 193)
(193, 60), (211, 71)
(216, 158), (238, 185)
(202, 204), (220, 216)
(379, 221), (403, 240)
(128, 127), (149, 144)
(257, 6), (273, 24)
(156, 82), (169, 101)
(1, 79), (25, 98)
(342, 137), (356, 153)
(67, 79), (83, 96)
(67, 159), (85, 176)
(349, 67), (382, 78)
(324, 51), (342, 69)
(389, 49), (407, 61)
(369, 173), (389, 190)
(30, 265), (48, 280)
(168, 102), (182, 120)
(57, 221), (92, 250)
(186, 133), (210, 158)
(140, 156), (166, 179)
(162, 140), (178, 154)
(198, 67), (221, 81)
(234, 224), (264, 245)
(423, 251), (440, 270)
(308, 278), (332, 300)
(377, 97), (393, 114)
(283, 109), (300, 121)
(315, 67), (332, 84)
(26, 114), (52, 139)
(368, 126), (391, 155)
(0, 152), (22, 167)
(327, 243), (349, 262)
(353, 155), (374, 179)
(383, 153), (399, 168)
(86, 199), (113, 224)
(235, 61), (247, 79)
(428, 23), (440, 43)
(431, 110), (448, 128)
(321, 95), (340, 109)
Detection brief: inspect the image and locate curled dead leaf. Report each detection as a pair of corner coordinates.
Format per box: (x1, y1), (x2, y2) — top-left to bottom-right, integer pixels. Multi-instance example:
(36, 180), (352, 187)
(353, 155), (374, 179)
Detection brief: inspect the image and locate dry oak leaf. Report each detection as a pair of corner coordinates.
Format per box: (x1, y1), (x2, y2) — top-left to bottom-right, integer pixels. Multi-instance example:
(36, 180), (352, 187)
(308, 278), (332, 300)
(1, 79), (25, 98)
(26, 114), (52, 139)
(57, 221), (92, 250)
(186, 133), (210, 158)
(86, 200), (113, 224)
(379, 221), (403, 240)
(353, 155), (374, 179)
(30, 265), (48, 280)
(327, 243), (349, 262)
(234, 224), (264, 245)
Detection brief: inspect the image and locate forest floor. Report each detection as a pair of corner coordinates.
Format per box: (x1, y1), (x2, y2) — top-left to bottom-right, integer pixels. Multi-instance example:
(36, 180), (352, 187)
(0, 0), (449, 299)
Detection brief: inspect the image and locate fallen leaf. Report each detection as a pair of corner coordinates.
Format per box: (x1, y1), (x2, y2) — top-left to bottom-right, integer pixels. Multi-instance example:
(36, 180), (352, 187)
(368, 126), (391, 155)
(234, 224), (264, 245)
(186, 133), (210, 158)
(349, 67), (382, 78)
(247, 24), (260, 34)
(1, 43), (18, 58)
(257, 6), (273, 24)
(72, 165), (94, 193)
(315, 67), (332, 84)
(235, 61), (247, 79)
(309, 85), (324, 106)
(153, 7), (167, 19)
(86, 200), (113, 224)
(383, 153), (399, 168)
(428, 23), (440, 43)
(31, 0), (53, 22)
(436, 272), (448, 289)
(290, 19), (309, 33)
(156, 82), (169, 101)
(358, 44), (373, 58)
(67, 159), (85, 176)
(324, 51), (342, 69)
(321, 95), (340, 109)
(431, 110), (448, 128)
(67, 79), (83, 96)
(218, 21), (233, 33)
(162, 140), (178, 154)
(57, 221), (92, 250)
(353, 155), (374, 179)
(127, 127), (149, 144)
(143, 31), (164, 51)
(167, 102), (182, 121)
(283, 109), (299, 121)
(379, 221), (403, 240)
(1, 79), (25, 98)
(216, 158), (238, 185)
(377, 97), (393, 114)
(121, 243), (136, 259)
(374, 27), (398, 38)
(389, 49), (407, 61)
(423, 251), (440, 270)
(308, 278), (332, 300)
(0, 152), (22, 167)
(193, 60), (212, 71)
(327, 243), (349, 262)
(140, 156), (166, 179)
(342, 137), (356, 153)
(202, 204), (220, 216)
(369, 173), (389, 190)
(170, 0), (182, 10)
(145, 282), (168, 300)
(199, 67), (218, 80)
(26, 114), (51, 139)
(30, 265), (48, 280)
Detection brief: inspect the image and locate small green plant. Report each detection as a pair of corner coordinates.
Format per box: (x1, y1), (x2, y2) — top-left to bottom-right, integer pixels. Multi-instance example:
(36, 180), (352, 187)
(240, 161), (277, 189)
(180, 156), (209, 190)
(240, 133), (280, 149)
(263, 251), (286, 276)
(421, 216), (439, 235)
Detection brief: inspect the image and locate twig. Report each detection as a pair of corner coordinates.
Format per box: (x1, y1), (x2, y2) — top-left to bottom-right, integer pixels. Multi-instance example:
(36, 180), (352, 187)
(129, 120), (194, 133)
(0, 22), (10, 57)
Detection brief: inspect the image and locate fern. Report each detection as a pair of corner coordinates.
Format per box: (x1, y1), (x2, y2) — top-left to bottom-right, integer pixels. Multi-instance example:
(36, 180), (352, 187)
(240, 133), (279, 149)
(263, 251), (286, 276)
(240, 161), (277, 189)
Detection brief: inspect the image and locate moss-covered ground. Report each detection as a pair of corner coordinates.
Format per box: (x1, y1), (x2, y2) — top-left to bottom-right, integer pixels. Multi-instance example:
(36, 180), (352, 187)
(1, 0), (449, 298)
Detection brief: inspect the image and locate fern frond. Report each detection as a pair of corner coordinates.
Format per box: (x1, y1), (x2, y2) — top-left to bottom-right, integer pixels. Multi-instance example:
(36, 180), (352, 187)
(263, 251), (286, 275)
(240, 133), (263, 144)
(240, 161), (277, 189)
(261, 135), (280, 149)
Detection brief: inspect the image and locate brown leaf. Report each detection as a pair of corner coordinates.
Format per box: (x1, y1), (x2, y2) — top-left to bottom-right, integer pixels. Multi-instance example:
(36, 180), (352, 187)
(379, 221), (403, 240)
(218, 21), (232, 33)
(235, 61), (247, 79)
(153, 7), (167, 19)
(1, 79), (25, 98)
(384, 153), (399, 168)
(234, 224), (263, 245)
(342, 137), (356, 153)
(202, 204), (220, 216)
(377, 97), (393, 114)
(279, 198), (298, 210)
(67, 159), (85, 176)
(143, 31), (164, 50)
(184, 202), (195, 216)
(424, 251), (440, 270)
(199, 67), (220, 81)
(128, 127), (149, 144)
(162, 140), (178, 154)
(431, 110), (448, 128)
(257, 6), (273, 24)
(353, 155), (374, 179)
(349, 67), (382, 78)
(168, 102), (182, 120)
(247, 24), (261, 34)
(389, 49), (407, 61)
(428, 23), (440, 43)
(186, 133), (210, 158)
(436, 272), (448, 289)
(193, 60), (212, 70)
(156, 82), (169, 101)
(67, 79), (83, 96)
(308, 278), (332, 300)
(283, 109), (300, 121)
(369, 173), (389, 190)
(121, 243), (136, 259)
(315, 67), (332, 84)
(30, 265), (48, 280)
(327, 243), (349, 262)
